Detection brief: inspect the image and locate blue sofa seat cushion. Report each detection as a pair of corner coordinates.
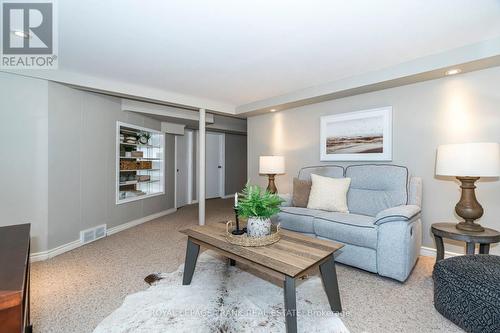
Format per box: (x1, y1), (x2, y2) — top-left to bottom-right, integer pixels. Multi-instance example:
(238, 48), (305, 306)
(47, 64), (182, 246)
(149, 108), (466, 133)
(345, 165), (409, 216)
(313, 212), (378, 249)
(277, 207), (325, 234)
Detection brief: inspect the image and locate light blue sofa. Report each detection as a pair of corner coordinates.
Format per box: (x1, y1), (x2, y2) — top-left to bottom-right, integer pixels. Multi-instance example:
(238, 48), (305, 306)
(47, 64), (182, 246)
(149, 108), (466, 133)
(278, 164), (422, 282)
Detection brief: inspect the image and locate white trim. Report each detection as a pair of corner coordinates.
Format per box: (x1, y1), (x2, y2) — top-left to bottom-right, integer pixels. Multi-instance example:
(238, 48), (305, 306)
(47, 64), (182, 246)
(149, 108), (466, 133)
(107, 208), (176, 235)
(199, 108), (206, 225)
(419, 246), (460, 259)
(187, 130), (194, 204)
(221, 194), (235, 199)
(30, 239), (82, 262)
(174, 135), (178, 209)
(219, 133), (225, 198)
(30, 208), (176, 262)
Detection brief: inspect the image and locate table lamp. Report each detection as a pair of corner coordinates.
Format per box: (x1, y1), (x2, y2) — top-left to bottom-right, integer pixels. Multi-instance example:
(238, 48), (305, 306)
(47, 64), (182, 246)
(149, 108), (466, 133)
(259, 156), (285, 194)
(435, 142), (500, 232)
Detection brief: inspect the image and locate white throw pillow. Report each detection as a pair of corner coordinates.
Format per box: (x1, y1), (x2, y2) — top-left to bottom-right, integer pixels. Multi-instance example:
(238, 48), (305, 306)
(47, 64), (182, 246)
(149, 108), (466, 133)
(307, 174), (351, 213)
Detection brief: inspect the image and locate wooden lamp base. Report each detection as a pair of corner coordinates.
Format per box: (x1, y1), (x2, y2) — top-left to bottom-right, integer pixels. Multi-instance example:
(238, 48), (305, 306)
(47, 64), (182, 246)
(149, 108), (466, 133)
(266, 174), (277, 194)
(455, 176), (484, 232)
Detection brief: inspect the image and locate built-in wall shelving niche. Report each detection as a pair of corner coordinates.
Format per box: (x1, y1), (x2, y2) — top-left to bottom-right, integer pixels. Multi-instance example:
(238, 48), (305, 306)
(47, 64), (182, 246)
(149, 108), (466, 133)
(116, 121), (165, 204)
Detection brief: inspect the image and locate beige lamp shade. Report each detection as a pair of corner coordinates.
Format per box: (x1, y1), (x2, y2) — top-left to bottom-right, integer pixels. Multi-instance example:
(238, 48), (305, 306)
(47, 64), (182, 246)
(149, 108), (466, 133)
(436, 142), (500, 177)
(259, 156), (285, 174)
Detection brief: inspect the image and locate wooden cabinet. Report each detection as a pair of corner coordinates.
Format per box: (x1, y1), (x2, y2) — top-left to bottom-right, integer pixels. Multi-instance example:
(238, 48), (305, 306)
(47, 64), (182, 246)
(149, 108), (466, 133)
(0, 224), (32, 333)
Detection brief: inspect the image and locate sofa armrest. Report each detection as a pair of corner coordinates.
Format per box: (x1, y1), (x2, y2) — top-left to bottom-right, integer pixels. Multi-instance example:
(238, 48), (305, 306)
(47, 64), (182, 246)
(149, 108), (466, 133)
(374, 205), (421, 225)
(279, 193), (292, 207)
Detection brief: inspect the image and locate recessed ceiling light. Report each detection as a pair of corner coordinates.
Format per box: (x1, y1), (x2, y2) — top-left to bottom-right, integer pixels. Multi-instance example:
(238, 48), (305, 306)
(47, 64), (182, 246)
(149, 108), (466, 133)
(12, 30), (29, 38)
(270, 109), (276, 112)
(445, 68), (462, 76)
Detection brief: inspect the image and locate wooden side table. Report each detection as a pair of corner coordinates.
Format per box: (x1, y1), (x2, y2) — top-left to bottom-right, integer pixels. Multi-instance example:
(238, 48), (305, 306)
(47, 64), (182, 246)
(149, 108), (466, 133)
(431, 223), (500, 261)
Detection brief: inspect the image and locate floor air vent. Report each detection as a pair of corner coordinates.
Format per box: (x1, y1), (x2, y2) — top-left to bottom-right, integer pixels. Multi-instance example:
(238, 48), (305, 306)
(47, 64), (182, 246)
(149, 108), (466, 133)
(80, 224), (107, 244)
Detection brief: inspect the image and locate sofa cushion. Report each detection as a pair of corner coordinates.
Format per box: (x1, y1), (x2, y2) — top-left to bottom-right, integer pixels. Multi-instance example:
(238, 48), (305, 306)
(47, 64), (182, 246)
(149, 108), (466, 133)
(307, 174), (351, 213)
(345, 165), (409, 216)
(277, 207), (324, 233)
(292, 178), (312, 208)
(298, 165), (344, 181)
(313, 212), (378, 249)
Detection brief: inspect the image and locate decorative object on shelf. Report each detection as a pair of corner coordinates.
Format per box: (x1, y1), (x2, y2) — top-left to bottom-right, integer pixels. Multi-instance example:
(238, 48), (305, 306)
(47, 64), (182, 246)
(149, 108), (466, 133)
(120, 160), (137, 170)
(120, 175), (128, 182)
(125, 151), (132, 157)
(435, 142), (500, 232)
(137, 175), (151, 182)
(131, 151), (143, 158)
(225, 221), (281, 246)
(236, 184), (283, 237)
(320, 106), (392, 161)
(232, 192), (245, 235)
(139, 161), (152, 169)
(259, 155), (285, 194)
(125, 135), (137, 144)
(139, 132), (151, 145)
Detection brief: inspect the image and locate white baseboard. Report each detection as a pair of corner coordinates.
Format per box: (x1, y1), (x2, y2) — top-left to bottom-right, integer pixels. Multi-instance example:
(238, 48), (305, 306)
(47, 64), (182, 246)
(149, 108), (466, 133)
(31, 239), (82, 262)
(30, 208), (177, 262)
(107, 208), (176, 235)
(221, 194), (235, 199)
(420, 246), (460, 258)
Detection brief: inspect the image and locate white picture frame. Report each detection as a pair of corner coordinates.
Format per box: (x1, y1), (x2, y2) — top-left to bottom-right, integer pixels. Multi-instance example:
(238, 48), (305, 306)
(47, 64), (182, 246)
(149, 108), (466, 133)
(320, 106), (392, 161)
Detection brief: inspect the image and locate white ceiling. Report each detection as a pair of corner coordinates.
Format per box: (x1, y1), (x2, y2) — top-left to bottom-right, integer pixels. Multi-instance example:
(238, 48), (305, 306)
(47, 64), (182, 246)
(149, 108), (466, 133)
(37, 1), (500, 110)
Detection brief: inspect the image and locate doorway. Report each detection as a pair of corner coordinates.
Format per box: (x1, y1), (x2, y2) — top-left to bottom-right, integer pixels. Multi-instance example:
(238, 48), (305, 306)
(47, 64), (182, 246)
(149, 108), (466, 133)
(175, 130), (193, 208)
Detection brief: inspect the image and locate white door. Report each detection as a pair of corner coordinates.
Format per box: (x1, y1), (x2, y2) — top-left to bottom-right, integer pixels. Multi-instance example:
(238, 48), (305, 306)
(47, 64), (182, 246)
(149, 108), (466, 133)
(175, 132), (191, 208)
(205, 132), (224, 199)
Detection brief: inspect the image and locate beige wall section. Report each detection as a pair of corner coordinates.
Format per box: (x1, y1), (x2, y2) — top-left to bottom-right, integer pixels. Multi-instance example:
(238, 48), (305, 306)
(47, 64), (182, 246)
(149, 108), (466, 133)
(248, 66), (500, 255)
(0, 73), (49, 252)
(47, 82), (176, 249)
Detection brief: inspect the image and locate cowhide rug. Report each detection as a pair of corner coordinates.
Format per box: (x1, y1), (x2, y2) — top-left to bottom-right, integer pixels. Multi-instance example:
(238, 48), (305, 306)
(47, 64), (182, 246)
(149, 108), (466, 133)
(94, 251), (349, 333)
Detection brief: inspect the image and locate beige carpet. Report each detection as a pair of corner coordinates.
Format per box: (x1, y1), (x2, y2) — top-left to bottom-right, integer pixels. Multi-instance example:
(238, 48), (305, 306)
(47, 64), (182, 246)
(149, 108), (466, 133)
(31, 198), (462, 333)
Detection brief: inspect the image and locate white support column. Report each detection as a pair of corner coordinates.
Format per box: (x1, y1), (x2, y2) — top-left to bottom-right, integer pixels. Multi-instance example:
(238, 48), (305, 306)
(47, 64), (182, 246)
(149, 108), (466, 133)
(198, 108), (206, 225)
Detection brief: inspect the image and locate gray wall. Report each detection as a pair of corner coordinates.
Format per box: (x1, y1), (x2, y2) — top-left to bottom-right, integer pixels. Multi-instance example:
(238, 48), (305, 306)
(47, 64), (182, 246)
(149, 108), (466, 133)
(0, 72), (175, 253)
(0, 73), (49, 252)
(247, 66), (500, 255)
(225, 133), (247, 195)
(47, 82), (175, 249)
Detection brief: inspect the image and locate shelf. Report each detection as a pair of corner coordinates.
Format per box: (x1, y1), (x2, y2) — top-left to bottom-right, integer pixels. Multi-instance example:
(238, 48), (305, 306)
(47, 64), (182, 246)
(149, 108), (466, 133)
(119, 180), (160, 186)
(117, 121), (165, 205)
(120, 142), (161, 148)
(119, 156), (161, 160)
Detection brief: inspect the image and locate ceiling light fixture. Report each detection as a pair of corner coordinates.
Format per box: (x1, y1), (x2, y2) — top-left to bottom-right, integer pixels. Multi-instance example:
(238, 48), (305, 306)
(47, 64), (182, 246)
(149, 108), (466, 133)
(270, 109), (276, 112)
(445, 68), (462, 76)
(12, 30), (29, 38)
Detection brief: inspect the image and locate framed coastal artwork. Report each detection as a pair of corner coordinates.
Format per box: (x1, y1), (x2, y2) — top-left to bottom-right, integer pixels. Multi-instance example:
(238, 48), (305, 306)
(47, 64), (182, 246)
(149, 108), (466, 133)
(320, 106), (392, 161)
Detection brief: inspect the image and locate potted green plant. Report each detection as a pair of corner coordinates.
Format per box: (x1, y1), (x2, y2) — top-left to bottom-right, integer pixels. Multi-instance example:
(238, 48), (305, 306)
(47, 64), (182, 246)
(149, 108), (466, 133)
(139, 132), (151, 145)
(237, 184), (283, 237)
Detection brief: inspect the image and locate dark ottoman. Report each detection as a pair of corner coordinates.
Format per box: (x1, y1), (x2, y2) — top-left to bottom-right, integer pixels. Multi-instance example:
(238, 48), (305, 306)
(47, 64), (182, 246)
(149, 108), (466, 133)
(433, 255), (500, 333)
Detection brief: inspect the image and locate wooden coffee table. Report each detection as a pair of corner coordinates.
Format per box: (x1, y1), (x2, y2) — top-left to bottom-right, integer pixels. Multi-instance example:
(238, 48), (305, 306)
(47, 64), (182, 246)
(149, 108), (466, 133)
(180, 223), (344, 333)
